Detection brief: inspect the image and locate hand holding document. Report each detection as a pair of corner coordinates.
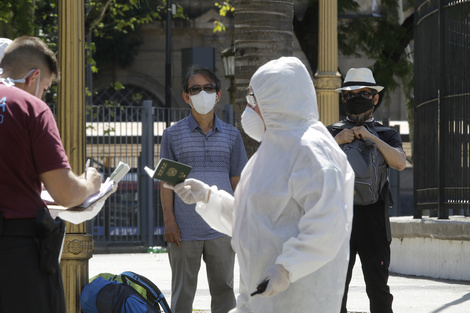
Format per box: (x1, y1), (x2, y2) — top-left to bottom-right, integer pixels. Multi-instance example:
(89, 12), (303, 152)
(109, 161), (131, 184)
(144, 158), (192, 185)
(48, 183), (118, 224)
(44, 161), (130, 224)
(79, 178), (116, 208)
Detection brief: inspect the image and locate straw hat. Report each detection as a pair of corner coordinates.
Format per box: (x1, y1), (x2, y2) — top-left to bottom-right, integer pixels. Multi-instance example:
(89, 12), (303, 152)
(335, 68), (384, 93)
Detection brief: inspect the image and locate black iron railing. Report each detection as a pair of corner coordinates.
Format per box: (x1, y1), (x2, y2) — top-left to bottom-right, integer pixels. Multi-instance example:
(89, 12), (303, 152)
(414, 0), (470, 218)
(85, 102), (191, 249)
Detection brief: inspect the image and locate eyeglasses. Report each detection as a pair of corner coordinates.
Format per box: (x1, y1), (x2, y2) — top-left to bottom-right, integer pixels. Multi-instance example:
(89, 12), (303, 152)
(342, 91), (376, 101)
(188, 84), (217, 96)
(246, 93), (258, 109)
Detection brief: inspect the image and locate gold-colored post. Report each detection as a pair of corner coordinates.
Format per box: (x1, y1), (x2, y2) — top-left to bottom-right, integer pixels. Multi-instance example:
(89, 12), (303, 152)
(314, 0), (342, 126)
(57, 1), (92, 313)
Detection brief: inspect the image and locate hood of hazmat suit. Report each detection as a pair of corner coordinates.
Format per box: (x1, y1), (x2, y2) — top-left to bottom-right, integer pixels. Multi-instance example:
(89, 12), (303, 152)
(196, 56), (354, 313)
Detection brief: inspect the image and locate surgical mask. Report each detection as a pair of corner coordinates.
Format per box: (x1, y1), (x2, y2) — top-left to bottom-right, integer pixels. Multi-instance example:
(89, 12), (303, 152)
(189, 91), (217, 114)
(241, 107), (265, 142)
(344, 96), (374, 115)
(1, 69), (40, 97)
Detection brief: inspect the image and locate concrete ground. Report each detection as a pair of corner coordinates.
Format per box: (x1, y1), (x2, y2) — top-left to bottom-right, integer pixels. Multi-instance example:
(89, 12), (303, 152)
(88, 252), (470, 313)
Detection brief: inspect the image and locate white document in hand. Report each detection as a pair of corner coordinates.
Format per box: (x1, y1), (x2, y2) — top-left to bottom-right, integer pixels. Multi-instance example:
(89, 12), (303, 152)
(109, 161), (131, 183)
(43, 161), (130, 222)
(79, 161), (130, 208)
(79, 179), (115, 208)
(144, 166), (155, 178)
(49, 183), (118, 224)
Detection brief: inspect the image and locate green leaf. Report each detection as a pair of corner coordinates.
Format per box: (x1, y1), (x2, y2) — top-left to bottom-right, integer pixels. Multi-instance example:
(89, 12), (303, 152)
(113, 81), (125, 91)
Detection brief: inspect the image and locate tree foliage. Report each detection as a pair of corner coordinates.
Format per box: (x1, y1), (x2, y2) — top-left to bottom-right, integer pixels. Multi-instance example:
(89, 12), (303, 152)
(337, 0), (414, 95)
(214, 1), (234, 32)
(294, 0), (414, 96)
(211, 0), (414, 105)
(90, 0), (178, 69)
(0, 0), (36, 38)
(294, 0), (415, 145)
(0, 0), (185, 71)
(2, 0), (414, 110)
(0, 0), (186, 106)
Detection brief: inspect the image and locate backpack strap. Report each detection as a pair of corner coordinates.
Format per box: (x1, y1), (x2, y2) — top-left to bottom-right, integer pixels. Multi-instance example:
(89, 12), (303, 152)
(330, 120), (391, 135)
(383, 181), (392, 242)
(120, 271), (171, 313)
(329, 120), (351, 131)
(372, 123), (390, 133)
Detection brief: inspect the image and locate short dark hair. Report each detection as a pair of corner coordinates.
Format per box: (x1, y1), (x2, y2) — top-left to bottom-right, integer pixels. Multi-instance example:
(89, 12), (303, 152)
(181, 65), (221, 94)
(0, 36), (59, 81)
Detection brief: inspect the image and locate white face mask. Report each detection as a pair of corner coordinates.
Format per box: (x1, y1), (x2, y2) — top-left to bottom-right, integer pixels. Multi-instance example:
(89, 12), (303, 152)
(189, 91), (217, 115)
(241, 107), (265, 142)
(1, 69), (40, 97)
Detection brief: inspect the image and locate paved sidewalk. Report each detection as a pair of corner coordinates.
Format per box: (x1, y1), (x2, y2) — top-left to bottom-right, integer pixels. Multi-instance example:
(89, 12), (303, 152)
(88, 252), (470, 313)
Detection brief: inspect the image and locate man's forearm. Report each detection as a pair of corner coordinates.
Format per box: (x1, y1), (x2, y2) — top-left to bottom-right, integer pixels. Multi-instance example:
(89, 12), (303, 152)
(160, 184), (175, 222)
(372, 137), (406, 171)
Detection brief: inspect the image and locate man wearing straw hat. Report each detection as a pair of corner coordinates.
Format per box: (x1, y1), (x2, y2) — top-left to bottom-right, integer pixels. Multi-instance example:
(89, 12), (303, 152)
(327, 68), (406, 313)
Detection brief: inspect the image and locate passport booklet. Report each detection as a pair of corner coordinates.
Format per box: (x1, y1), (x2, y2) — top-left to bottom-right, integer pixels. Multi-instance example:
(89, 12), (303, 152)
(144, 158), (192, 185)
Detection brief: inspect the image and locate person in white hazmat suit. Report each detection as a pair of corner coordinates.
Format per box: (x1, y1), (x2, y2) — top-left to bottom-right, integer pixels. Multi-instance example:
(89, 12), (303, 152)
(165, 56), (354, 313)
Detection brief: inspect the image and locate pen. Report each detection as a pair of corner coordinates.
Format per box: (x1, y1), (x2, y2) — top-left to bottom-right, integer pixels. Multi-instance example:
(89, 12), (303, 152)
(85, 158), (90, 179)
(250, 279), (269, 296)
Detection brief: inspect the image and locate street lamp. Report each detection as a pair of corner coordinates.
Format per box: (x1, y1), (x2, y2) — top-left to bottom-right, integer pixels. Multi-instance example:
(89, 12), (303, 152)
(221, 45), (236, 107)
(165, 0), (176, 127)
(294, 0), (309, 21)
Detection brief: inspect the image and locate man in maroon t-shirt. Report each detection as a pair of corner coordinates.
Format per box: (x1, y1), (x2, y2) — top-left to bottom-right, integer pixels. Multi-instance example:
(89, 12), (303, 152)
(0, 36), (102, 313)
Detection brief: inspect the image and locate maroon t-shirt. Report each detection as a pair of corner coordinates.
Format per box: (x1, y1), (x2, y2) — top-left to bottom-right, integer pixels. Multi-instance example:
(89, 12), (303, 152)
(0, 84), (70, 219)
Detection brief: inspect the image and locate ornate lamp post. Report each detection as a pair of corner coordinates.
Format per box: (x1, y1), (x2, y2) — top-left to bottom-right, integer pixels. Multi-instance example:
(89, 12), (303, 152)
(314, 0), (342, 125)
(221, 44), (237, 125)
(221, 45), (236, 107)
(57, 1), (91, 313)
(221, 45), (237, 105)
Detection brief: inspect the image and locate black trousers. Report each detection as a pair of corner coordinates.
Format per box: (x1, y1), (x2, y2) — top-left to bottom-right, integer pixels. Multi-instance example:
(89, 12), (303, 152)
(340, 201), (394, 313)
(0, 235), (66, 313)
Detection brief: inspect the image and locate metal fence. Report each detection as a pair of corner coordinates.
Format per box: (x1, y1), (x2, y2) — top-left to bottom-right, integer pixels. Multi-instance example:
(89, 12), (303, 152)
(414, 0), (470, 218)
(85, 101), (191, 249)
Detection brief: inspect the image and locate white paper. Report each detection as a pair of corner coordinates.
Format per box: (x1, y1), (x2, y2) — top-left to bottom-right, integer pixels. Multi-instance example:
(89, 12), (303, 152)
(49, 199), (104, 224)
(109, 161), (131, 183)
(48, 183), (117, 224)
(41, 189), (55, 203)
(79, 179), (115, 208)
(42, 161), (128, 223)
(144, 166), (157, 179)
(41, 179), (114, 208)
(79, 161), (129, 207)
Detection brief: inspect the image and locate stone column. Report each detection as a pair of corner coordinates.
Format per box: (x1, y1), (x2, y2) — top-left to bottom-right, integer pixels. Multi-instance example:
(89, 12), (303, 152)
(314, 0), (342, 126)
(57, 1), (91, 313)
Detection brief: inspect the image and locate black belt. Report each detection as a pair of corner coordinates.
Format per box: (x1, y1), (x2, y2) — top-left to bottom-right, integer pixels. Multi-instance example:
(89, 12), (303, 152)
(0, 217), (38, 237)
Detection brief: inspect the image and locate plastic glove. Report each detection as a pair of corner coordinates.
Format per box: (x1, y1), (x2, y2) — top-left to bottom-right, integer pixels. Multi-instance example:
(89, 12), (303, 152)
(259, 264), (290, 297)
(164, 178), (211, 204)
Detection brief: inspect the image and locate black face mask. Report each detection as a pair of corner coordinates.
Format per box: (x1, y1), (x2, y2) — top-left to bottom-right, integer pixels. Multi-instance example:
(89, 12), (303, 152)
(345, 97), (374, 125)
(345, 96), (374, 115)
(348, 113), (371, 125)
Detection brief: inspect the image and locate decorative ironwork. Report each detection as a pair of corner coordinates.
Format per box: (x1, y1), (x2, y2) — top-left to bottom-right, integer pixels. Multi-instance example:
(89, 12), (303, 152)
(414, 0), (470, 218)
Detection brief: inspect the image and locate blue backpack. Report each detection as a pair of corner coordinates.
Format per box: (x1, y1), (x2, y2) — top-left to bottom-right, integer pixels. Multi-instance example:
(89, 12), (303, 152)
(80, 271), (171, 313)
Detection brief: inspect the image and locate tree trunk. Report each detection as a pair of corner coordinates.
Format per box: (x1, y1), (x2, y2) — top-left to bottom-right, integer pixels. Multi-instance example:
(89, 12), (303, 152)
(234, 0), (294, 157)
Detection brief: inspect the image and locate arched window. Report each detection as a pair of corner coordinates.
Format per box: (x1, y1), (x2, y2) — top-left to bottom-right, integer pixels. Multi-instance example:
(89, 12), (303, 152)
(93, 84), (162, 107)
(90, 84), (163, 122)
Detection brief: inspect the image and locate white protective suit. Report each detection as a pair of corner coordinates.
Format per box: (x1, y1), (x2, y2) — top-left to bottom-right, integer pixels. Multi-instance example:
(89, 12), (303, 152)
(196, 57), (354, 313)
